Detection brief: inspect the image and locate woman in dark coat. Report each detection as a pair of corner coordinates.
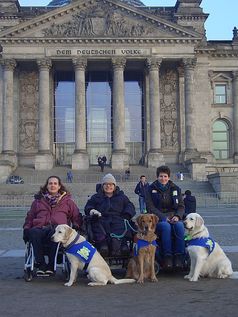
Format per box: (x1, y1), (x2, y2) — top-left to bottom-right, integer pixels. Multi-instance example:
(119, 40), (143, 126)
(146, 166), (185, 270)
(23, 176), (82, 275)
(85, 173), (136, 256)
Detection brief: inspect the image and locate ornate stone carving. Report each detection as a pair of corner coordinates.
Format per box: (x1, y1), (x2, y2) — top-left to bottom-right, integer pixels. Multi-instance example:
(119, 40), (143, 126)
(37, 59), (52, 70)
(160, 68), (178, 150)
(19, 71), (38, 152)
(72, 57), (87, 70)
(232, 71), (238, 80)
(42, 5), (163, 38)
(183, 58), (197, 70)
(111, 57), (126, 70)
(0, 59), (17, 71)
(145, 58), (162, 71)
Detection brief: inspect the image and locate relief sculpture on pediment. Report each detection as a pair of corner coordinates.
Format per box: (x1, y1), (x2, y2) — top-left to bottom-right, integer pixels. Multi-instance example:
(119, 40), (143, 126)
(43, 5), (154, 37)
(19, 71), (38, 152)
(160, 68), (179, 150)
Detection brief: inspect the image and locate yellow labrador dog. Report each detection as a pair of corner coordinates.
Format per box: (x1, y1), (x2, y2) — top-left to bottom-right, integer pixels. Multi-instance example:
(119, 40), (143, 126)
(184, 213), (237, 282)
(52, 224), (135, 287)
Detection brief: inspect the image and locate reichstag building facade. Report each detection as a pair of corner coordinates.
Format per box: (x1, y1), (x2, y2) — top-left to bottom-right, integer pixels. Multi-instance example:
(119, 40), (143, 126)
(0, 0), (238, 180)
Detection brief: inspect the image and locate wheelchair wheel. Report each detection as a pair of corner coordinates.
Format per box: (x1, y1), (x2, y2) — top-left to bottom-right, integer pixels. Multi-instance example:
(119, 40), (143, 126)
(63, 258), (71, 281)
(24, 269), (33, 282)
(154, 260), (160, 276)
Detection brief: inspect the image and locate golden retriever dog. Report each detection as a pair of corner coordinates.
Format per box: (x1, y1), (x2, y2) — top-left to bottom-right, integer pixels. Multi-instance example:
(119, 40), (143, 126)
(184, 213), (238, 282)
(126, 214), (159, 283)
(52, 224), (135, 286)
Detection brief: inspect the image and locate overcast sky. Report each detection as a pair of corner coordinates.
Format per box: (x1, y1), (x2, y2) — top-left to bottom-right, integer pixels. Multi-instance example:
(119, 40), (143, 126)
(18, 0), (238, 40)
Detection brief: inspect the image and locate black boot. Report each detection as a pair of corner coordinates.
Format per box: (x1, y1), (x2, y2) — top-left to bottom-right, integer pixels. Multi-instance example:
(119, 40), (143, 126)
(163, 255), (173, 271)
(174, 254), (184, 269)
(96, 240), (109, 257)
(120, 240), (130, 257)
(111, 238), (121, 257)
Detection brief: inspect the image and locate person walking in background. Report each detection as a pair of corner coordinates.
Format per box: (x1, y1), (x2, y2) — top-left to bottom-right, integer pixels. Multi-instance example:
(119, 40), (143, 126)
(134, 175), (150, 213)
(97, 155), (105, 172)
(66, 170), (73, 183)
(125, 167), (130, 180)
(183, 189), (196, 216)
(146, 165), (185, 271)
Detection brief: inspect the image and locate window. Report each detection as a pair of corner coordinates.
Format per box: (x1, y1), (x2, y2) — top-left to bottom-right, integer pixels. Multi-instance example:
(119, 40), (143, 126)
(212, 120), (229, 159)
(214, 84), (227, 104)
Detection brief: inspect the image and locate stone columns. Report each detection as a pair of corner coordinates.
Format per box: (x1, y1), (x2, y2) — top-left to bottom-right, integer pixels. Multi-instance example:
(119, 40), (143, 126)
(72, 58), (89, 170)
(0, 59), (17, 169)
(183, 58), (199, 160)
(111, 57), (127, 169)
(233, 71), (238, 162)
(35, 59), (53, 170)
(146, 57), (164, 167)
(0, 59), (17, 179)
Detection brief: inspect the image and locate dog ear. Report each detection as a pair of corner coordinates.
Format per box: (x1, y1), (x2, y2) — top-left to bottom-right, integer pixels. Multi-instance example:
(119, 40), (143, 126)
(136, 215), (143, 229)
(65, 225), (74, 240)
(152, 214), (159, 228)
(195, 215), (204, 228)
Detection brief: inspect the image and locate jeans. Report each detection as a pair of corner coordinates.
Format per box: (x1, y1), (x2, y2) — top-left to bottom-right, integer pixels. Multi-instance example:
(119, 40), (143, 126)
(28, 227), (58, 266)
(156, 221), (185, 256)
(138, 196), (146, 213)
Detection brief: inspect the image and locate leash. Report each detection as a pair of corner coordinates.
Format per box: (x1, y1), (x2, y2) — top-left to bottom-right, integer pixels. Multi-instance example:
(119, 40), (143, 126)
(110, 219), (137, 239)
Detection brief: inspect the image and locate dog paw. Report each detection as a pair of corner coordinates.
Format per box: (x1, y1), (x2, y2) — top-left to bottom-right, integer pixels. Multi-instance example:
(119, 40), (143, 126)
(137, 278), (144, 284)
(189, 277), (198, 282)
(184, 275), (191, 280)
(64, 282), (73, 287)
(151, 277), (158, 283)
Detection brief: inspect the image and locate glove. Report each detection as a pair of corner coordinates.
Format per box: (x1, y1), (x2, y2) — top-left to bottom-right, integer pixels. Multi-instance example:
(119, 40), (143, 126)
(23, 228), (30, 243)
(122, 213), (131, 221)
(89, 209), (102, 217)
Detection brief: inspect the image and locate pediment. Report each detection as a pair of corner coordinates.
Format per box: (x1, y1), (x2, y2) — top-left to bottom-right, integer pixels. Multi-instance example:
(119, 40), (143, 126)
(0, 0), (202, 40)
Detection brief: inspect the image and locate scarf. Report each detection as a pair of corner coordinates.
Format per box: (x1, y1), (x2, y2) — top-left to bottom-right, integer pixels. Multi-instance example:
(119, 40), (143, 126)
(43, 192), (61, 207)
(157, 181), (170, 192)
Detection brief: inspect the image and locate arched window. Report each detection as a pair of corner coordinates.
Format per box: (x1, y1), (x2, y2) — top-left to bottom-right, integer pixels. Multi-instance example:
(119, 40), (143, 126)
(212, 120), (230, 159)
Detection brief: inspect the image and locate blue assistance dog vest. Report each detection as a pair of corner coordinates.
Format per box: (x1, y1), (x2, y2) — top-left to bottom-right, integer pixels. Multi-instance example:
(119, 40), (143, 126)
(134, 239), (157, 256)
(187, 237), (215, 254)
(65, 240), (96, 264)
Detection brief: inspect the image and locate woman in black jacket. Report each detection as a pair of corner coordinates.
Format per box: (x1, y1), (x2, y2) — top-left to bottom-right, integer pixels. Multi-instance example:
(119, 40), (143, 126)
(146, 166), (185, 270)
(85, 173), (136, 257)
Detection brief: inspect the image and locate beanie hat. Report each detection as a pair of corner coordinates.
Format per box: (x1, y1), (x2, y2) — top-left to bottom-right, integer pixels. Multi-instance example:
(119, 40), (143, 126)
(102, 173), (116, 186)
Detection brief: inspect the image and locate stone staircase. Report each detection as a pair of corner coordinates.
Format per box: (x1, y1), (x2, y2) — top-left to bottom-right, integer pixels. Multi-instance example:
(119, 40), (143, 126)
(0, 164), (219, 210)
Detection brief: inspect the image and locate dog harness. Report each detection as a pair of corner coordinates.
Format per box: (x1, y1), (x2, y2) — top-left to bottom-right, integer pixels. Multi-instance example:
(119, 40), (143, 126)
(65, 239), (96, 264)
(134, 239), (157, 256)
(187, 237), (215, 254)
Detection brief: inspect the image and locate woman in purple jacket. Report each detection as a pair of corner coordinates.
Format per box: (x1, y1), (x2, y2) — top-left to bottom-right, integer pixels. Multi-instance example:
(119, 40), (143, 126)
(23, 176), (82, 275)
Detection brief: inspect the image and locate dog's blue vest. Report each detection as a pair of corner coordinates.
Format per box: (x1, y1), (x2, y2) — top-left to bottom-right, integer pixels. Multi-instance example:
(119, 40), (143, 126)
(134, 239), (157, 256)
(187, 237), (215, 254)
(65, 240), (96, 264)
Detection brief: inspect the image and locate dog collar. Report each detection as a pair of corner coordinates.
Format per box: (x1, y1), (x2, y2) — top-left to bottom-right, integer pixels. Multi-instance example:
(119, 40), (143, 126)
(65, 233), (80, 250)
(187, 237), (215, 254)
(134, 239), (157, 256)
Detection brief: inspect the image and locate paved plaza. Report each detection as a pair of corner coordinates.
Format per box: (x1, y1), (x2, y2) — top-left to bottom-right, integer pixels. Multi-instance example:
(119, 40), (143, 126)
(0, 207), (238, 317)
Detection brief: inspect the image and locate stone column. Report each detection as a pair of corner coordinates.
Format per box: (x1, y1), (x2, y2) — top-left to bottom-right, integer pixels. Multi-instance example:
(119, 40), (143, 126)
(178, 66), (185, 162)
(0, 59), (17, 174)
(233, 71), (238, 162)
(35, 59), (53, 170)
(183, 58), (199, 161)
(72, 58), (89, 170)
(111, 57), (127, 169)
(146, 57), (164, 167)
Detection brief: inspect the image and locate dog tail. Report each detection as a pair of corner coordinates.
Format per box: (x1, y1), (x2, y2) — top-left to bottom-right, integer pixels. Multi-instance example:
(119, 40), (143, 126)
(229, 271), (238, 279)
(109, 276), (136, 284)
